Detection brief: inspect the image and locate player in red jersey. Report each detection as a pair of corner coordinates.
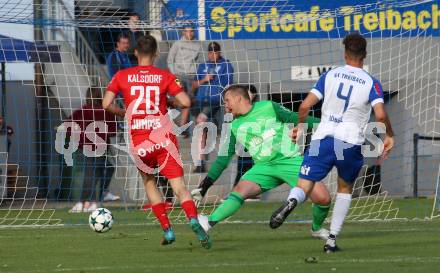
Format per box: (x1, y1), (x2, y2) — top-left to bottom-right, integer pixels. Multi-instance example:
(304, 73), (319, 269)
(102, 35), (211, 249)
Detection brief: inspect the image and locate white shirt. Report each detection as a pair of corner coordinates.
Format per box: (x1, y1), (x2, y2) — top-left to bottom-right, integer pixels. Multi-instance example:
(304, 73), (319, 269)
(310, 65), (384, 145)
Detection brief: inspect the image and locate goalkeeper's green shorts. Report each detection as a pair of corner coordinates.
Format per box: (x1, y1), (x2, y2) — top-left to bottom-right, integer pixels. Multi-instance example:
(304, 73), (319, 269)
(240, 156), (303, 192)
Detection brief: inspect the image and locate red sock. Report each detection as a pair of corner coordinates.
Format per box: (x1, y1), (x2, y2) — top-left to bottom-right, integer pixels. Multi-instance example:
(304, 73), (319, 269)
(151, 203), (171, 230)
(181, 200), (198, 220)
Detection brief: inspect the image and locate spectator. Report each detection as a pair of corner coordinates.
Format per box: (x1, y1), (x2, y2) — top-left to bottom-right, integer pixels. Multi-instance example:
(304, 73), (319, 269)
(167, 25), (202, 137)
(127, 12), (145, 65)
(192, 42), (234, 172)
(69, 87), (118, 213)
(128, 12), (143, 38)
(127, 12), (161, 55)
(106, 32), (132, 78)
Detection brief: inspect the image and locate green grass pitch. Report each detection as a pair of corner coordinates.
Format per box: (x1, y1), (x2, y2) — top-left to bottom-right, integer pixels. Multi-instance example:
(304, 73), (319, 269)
(1, 200), (440, 273)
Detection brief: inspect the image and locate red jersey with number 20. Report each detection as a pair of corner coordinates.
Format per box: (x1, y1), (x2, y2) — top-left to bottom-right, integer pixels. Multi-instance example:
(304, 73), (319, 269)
(107, 65), (184, 179)
(107, 65), (183, 137)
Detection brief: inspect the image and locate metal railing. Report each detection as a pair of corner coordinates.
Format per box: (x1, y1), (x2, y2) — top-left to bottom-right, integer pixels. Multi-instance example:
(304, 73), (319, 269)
(46, 0), (110, 86)
(74, 27), (109, 86)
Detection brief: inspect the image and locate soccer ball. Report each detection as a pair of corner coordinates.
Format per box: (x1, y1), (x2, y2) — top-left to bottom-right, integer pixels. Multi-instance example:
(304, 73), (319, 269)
(89, 208), (114, 233)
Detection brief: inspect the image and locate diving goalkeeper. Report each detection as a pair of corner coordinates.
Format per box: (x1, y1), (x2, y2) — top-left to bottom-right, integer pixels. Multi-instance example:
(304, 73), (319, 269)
(192, 84), (331, 239)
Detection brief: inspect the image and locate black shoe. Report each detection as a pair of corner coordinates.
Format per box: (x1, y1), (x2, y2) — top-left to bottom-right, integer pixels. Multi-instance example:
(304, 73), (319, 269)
(323, 235), (341, 253)
(269, 198), (297, 229)
(193, 163), (206, 173)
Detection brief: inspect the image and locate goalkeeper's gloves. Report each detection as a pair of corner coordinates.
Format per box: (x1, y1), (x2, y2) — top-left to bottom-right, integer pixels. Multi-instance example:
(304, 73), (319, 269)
(191, 176), (215, 202)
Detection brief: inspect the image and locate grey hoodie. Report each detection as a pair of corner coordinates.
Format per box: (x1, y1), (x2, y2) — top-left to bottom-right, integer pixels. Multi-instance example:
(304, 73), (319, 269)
(167, 37), (203, 76)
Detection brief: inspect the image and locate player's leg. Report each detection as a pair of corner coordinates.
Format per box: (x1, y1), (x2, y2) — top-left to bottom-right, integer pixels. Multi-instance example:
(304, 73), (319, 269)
(270, 180), (317, 229)
(206, 180), (262, 227)
(324, 140), (363, 253)
(132, 135), (174, 244)
(270, 138), (335, 228)
(309, 183), (331, 239)
(166, 177), (211, 249)
(157, 139), (198, 221)
(269, 157), (331, 238)
(324, 176), (352, 253)
(82, 156), (98, 212)
(69, 151), (85, 213)
(159, 147), (212, 249)
(201, 166), (275, 231)
(101, 157), (119, 201)
(167, 177), (197, 218)
(139, 170), (175, 245)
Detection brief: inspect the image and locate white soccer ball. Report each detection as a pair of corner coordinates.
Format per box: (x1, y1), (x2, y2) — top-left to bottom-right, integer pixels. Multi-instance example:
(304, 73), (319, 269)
(89, 208), (114, 233)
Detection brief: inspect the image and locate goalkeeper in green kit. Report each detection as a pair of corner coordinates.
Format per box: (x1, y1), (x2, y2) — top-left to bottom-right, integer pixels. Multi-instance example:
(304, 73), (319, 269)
(191, 84), (331, 239)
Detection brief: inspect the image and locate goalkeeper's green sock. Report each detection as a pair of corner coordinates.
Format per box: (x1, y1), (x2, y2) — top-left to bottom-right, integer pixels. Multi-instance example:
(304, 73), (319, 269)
(208, 192), (244, 225)
(311, 203), (331, 231)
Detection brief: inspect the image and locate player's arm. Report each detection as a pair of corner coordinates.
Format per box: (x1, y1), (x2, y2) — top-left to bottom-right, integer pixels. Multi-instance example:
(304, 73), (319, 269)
(370, 79), (394, 157)
(372, 102), (394, 157)
(191, 132), (236, 201)
(167, 73), (191, 109)
(192, 76), (208, 89)
(272, 101), (320, 128)
(102, 91), (125, 117)
(192, 64), (212, 89)
(173, 92), (191, 109)
(103, 72), (126, 117)
(291, 73), (326, 141)
(297, 93), (321, 125)
(298, 72), (326, 125)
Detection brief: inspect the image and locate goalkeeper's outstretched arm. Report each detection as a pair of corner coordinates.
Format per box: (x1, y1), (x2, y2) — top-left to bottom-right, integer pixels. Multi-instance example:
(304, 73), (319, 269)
(271, 101), (320, 128)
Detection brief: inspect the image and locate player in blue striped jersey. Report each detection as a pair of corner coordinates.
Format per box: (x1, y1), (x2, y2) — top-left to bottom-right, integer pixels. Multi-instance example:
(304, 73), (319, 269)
(270, 33), (395, 252)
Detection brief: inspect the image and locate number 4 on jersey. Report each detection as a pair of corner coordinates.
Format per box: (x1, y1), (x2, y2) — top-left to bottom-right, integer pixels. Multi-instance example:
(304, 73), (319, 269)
(336, 82), (353, 113)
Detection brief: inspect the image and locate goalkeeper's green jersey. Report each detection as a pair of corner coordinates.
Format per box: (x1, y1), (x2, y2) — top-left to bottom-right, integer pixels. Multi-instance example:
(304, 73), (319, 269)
(207, 100), (320, 181)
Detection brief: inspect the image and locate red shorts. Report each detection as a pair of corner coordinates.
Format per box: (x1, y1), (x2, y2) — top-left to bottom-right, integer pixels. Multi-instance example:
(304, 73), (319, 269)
(130, 134), (183, 179)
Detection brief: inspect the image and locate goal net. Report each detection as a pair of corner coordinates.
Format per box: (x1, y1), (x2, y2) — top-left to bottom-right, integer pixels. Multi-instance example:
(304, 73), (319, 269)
(0, 0), (439, 227)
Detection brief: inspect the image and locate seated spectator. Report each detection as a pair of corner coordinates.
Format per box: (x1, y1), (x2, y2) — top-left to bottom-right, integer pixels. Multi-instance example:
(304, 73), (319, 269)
(106, 32), (132, 78)
(192, 42), (234, 172)
(167, 24), (202, 138)
(69, 87), (118, 213)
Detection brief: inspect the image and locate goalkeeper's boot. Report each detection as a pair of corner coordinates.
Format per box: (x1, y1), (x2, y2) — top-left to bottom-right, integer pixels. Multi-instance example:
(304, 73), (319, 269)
(269, 198), (297, 229)
(311, 228), (330, 240)
(189, 218), (212, 249)
(323, 234), (341, 253)
(197, 214), (212, 233)
(160, 228), (176, 246)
